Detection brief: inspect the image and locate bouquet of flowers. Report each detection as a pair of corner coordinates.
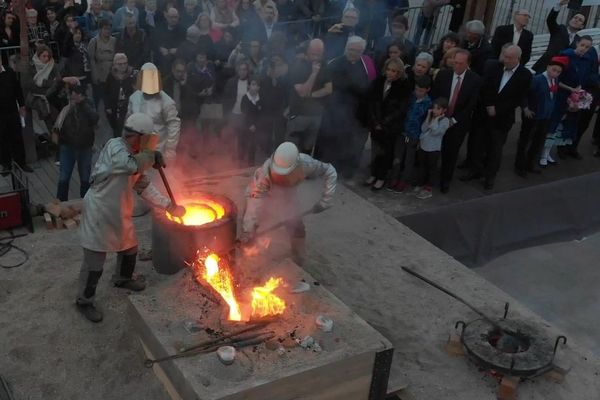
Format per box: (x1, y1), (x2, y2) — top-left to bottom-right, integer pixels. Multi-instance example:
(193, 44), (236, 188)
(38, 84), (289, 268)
(567, 90), (593, 110)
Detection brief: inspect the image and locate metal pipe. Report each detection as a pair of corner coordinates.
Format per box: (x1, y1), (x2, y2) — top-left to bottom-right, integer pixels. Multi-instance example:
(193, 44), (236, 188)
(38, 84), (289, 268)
(401, 266), (503, 330)
(157, 166), (178, 207)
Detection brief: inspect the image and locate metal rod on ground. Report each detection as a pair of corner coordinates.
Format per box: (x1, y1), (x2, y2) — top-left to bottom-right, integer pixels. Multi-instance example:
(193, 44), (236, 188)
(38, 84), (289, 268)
(144, 330), (274, 367)
(179, 322), (270, 353)
(401, 266), (503, 331)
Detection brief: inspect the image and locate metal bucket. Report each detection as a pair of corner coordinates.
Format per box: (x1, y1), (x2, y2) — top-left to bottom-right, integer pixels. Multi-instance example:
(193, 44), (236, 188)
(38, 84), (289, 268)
(152, 194), (237, 274)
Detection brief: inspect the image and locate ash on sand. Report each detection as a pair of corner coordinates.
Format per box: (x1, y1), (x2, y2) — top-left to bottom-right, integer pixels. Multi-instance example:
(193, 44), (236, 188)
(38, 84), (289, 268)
(135, 257), (368, 390)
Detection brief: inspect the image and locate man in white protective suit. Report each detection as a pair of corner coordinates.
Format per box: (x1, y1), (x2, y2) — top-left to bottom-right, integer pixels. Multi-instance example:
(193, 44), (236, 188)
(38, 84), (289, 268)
(241, 142), (337, 266)
(127, 62), (181, 161)
(76, 113), (186, 323)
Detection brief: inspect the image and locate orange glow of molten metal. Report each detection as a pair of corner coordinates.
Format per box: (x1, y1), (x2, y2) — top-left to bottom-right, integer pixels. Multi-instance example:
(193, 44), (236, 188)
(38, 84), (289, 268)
(166, 199), (226, 226)
(251, 277), (286, 319)
(196, 253), (286, 321)
(202, 254), (242, 321)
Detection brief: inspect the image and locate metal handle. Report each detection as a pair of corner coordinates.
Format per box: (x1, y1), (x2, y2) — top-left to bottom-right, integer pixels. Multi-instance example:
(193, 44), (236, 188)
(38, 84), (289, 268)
(158, 166), (177, 207)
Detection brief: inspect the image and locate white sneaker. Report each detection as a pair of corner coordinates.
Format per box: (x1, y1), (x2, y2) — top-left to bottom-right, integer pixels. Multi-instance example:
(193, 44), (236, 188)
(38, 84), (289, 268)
(547, 154), (555, 163)
(416, 188), (433, 199)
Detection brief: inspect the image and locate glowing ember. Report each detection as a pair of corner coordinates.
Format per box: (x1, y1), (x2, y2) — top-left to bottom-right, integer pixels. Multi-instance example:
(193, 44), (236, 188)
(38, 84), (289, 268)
(193, 252), (286, 321)
(166, 199), (226, 226)
(251, 277), (286, 319)
(202, 254), (242, 321)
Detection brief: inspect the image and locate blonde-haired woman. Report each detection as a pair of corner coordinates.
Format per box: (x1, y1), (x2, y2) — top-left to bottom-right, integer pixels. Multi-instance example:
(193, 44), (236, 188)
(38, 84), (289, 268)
(365, 58), (411, 190)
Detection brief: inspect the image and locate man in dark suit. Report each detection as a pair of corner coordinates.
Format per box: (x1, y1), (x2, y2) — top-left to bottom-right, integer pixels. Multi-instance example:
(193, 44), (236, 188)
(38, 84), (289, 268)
(491, 9), (534, 65)
(463, 45), (532, 190)
(432, 49), (482, 193)
(532, 0), (585, 73)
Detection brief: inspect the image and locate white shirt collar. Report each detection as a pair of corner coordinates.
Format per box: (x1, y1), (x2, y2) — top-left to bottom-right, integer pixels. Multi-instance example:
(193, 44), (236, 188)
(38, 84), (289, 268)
(453, 71), (466, 80)
(505, 64), (519, 73)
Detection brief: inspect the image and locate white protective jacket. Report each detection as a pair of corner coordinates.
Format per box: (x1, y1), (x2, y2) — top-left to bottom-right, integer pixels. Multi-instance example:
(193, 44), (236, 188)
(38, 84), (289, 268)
(242, 154), (337, 234)
(127, 90), (181, 160)
(80, 138), (170, 252)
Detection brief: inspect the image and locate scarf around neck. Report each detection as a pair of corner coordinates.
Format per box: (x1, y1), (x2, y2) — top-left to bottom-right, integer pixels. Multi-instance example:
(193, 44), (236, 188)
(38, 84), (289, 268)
(32, 53), (55, 87)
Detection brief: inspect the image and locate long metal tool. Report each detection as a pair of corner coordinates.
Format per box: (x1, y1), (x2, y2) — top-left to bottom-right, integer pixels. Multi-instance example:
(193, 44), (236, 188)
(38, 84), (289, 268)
(144, 330), (274, 368)
(157, 166), (178, 207)
(238, 209), (315, 247)
(179, 322), (269, 353)
(401, 266), (503, 331)
(144, 322), (268, 367)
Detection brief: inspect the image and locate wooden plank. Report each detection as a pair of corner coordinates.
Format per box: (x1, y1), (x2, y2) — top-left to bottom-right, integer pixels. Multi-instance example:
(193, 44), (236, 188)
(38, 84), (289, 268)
(139, 339), (184, 400)
(128, 258), (393, 400)
(221, 352), (375, 400)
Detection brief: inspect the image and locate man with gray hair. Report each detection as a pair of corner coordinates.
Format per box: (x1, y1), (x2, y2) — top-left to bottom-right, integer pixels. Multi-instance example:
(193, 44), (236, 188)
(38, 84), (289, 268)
(491, 9), (533, 65)
(461, 45), (531, 190)
(287, 39), (332, 154)
(324, 7), (360, 61)
(319, 35), (372, 179)
(461, 19), (492, 76)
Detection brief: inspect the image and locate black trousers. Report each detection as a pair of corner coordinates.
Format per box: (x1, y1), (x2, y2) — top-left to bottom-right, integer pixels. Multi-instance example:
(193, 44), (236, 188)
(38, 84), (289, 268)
(417, 149), (440, 187)
(0, 112), (26, 168)
(515, 118), (549, 171)
(440, 125), (467, 186)
(370, 130), (395, 180)
(471, 123), (511, 181)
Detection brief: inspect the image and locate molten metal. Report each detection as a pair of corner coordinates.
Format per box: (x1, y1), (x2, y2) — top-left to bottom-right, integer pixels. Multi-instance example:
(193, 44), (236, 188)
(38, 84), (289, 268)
(202, 254), (242, 321)
(166, 199), (226, 226)
(251, 277), (286, 318)
(195, 252), (286, 321)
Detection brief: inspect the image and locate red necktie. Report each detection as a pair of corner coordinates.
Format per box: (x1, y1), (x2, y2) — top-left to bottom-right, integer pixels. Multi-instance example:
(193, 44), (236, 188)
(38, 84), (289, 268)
(449, 76), (462, 117)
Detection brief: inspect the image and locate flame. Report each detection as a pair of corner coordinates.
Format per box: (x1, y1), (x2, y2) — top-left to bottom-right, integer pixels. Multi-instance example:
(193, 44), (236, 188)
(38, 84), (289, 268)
(251, 277), (286, 319)
(202, 254), (242, 321)
(166, 199), (225, 226)
(194, 252), (286, 321)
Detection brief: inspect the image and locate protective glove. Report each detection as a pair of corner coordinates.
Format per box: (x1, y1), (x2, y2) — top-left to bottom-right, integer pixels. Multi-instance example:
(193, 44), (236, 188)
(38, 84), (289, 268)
(153, 151), (166, 169)
(312, 202), (328, 214)
(133, 150), (156, 172)
(167, 203), (186, 218)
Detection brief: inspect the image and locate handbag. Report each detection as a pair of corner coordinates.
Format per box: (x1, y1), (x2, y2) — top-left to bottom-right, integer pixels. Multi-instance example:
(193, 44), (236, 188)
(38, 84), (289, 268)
(26, 93), (51, 118)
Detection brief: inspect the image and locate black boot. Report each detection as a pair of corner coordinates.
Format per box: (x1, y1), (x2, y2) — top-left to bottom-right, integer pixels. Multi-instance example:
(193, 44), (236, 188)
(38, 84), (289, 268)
(77, 270), (103, 323)
(113, 253), (146, 291)
(76, 302), (103, 323)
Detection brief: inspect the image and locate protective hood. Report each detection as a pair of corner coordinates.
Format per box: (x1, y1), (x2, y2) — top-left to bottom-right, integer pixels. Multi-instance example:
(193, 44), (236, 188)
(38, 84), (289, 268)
(138, 62), (161, 95)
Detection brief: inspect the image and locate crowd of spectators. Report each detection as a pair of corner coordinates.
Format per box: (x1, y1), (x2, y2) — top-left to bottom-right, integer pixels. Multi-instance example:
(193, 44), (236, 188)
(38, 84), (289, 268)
(0, 0), (599, 202)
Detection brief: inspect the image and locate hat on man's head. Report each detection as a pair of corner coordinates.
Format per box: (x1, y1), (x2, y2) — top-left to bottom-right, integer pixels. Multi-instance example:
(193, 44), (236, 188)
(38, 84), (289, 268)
(271, 142), (299, 176)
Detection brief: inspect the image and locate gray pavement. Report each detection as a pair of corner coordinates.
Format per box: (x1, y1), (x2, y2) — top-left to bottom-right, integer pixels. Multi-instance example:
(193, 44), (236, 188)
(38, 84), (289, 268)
(478, 232), (600, 357)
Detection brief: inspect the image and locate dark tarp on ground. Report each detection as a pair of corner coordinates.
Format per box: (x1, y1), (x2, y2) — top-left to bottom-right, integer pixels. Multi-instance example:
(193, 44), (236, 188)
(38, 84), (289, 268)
(398, 172), (600, 268)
